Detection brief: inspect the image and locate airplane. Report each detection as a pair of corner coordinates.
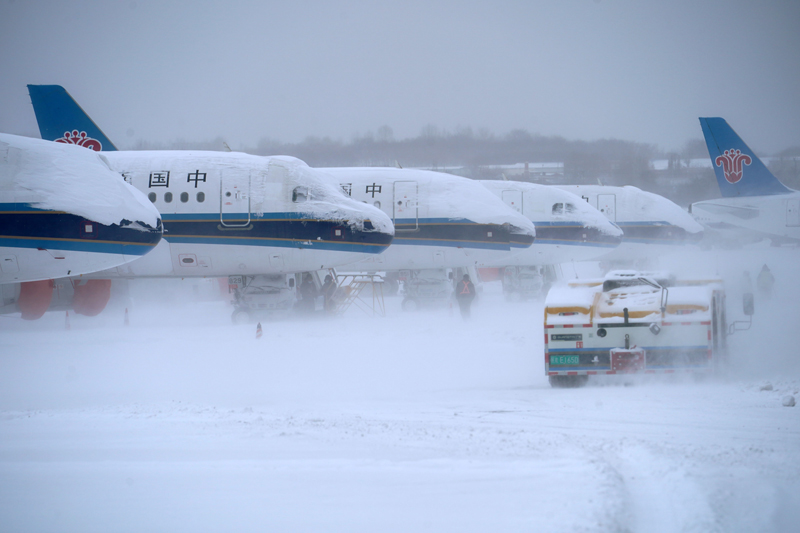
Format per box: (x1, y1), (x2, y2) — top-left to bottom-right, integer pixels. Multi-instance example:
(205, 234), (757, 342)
(554, 184), (704, 262)
(689, 117), (800, 246)
(480, 180), (623, 264)
(478, 180), (624, 299)
(0, 132), (163, 318)
(321, 167), (537, 272)
(21, 85), (396, 320)
(28, 85), (535, 277)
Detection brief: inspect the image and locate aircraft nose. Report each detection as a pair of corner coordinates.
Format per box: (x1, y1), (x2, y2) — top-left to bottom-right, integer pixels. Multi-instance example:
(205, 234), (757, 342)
(116, 216), (163, 255)
(346, 215), (395, 251)
(593, 221), (624, 246)
(685, 226), (705, 243)
(507, 220), (536, 249)
(309, 203), (394, 254)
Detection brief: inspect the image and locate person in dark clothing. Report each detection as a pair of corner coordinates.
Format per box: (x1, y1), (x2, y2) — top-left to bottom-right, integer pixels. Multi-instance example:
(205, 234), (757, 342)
(321, 274), (337, 313)
(757, 264), (775, 299)
(298, 275), (317, 313)
(455, 274), (476, 319)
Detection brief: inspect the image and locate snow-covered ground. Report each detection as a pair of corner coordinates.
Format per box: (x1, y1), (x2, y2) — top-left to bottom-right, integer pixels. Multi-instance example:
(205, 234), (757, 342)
(1, 247), (799, 532)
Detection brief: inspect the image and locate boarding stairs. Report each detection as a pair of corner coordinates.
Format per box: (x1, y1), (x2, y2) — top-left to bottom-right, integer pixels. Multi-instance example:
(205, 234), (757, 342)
(331, 273), (386, 317)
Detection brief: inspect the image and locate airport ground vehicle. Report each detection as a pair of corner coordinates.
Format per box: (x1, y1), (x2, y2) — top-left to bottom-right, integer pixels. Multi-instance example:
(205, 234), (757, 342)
(229, 274), (299, 323)
(400, 269), (453, 311)
(502, 265), (558, 300)
(399, 266), (482, 311)
(544, 271), (730, 387)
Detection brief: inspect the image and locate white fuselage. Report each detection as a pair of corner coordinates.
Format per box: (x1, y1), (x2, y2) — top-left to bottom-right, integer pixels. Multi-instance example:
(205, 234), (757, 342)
(480, 181), (623, 265)
(80, 152), (395, 278)
(319, 168), (537, 271)
(556, 185), (704, 261)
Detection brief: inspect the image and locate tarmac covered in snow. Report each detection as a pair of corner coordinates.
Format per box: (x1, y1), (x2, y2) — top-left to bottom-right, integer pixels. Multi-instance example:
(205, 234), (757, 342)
(1, 247), (799, 532)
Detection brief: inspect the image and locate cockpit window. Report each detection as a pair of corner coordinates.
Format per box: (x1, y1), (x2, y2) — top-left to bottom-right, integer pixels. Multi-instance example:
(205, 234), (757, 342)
(292, 186), (309, 203)
(552, 202), (576, 215)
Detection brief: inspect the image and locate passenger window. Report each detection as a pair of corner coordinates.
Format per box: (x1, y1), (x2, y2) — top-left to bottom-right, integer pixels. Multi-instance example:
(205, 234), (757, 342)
(148, 192), (156, 203)
(374, 201), (381, 209)
(292, 186), (309, 203)
(197, 192), (205, 202)
(164, 192), (173, 203)
(180, 192), (189, 203)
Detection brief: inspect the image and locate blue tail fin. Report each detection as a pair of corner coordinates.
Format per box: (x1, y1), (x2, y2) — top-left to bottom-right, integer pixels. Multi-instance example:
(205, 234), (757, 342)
(699, 117), (789, 197)
(27, 85), (117, 151)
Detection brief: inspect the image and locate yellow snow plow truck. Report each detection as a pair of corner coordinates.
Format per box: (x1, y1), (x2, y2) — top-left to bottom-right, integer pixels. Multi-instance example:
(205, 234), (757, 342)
(544, 271), (730, 387)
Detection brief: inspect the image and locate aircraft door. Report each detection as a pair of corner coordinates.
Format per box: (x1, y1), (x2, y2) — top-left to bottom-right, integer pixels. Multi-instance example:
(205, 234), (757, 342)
(393, 181), (418, 230)
(787, 199), (800, 227)
(501, 190), (523, 213)
(220, 170), (251, 227)
(597, 194), (616, 222)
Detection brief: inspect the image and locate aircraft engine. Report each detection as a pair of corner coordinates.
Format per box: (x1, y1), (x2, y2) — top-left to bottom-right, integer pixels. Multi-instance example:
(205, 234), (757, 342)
(71, 279), (112, 316)
(18, 280), (55, 320)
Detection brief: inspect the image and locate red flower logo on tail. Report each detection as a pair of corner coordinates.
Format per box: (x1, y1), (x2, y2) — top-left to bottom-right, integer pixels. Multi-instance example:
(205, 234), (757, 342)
(55, 130), (102, 151)
(715, 148), (751, 184)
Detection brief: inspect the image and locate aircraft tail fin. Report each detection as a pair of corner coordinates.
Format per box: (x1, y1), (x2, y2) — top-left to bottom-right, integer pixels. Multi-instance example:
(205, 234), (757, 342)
(699, 117), (789, 197)
(27, 85), (117, 151)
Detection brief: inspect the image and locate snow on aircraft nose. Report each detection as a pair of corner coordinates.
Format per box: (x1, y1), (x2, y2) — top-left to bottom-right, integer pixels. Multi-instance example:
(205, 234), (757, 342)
(507, 221), (537, 249)
(0, 134), (164, 283)
(274, 158), (394, 256)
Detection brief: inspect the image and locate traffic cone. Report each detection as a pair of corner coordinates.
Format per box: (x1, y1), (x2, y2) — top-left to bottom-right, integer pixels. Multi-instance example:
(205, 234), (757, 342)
(124, 308), (130, 326)
(256, 322), (263, 339)
(65, 310), (71, 330)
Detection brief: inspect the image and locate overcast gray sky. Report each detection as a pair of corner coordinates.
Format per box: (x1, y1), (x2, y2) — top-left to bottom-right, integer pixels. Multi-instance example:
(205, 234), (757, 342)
(1, 0), (799, 153)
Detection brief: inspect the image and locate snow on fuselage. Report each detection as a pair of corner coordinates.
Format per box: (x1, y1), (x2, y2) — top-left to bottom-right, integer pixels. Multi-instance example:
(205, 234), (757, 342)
(480, 180), (622, 265)
(556, 185), (703, 261)
(92, 151), (395, 277)
(0, 134), (163, 284)
(319, 167), (537, 271)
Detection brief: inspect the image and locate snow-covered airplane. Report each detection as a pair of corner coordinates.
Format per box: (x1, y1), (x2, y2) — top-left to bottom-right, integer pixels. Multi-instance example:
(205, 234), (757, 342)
(480, 180), (623, 264)
(0, 133), (163, 318)
(689, 117), (800, 246)
(28, 85), (535, 274)
(554, 184), (704, 261)
(321, 167), (536, 271)
(20, 85), (395, 319)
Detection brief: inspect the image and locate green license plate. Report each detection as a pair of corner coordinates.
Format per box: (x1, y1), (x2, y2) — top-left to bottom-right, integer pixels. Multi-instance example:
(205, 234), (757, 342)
(550, 355), (580, 365)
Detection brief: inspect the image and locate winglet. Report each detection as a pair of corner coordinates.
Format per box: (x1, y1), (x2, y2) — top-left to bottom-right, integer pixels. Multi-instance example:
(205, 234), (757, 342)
(27, 85), (117, 151)
(699, 117), (789, 197)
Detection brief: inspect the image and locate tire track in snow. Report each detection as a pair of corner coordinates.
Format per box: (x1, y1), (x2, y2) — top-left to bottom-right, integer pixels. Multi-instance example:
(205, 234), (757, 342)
(594, 440), (720, 533)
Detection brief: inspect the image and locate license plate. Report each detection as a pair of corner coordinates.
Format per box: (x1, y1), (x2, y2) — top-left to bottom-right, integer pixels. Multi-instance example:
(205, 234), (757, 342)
(552, 334), (582, 342)
(550, 355), (579, 365)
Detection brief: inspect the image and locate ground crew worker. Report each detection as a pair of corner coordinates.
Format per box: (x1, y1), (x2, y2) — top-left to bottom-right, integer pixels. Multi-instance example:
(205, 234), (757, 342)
(455, 274), (476, 319)
(757, 264), (774, 299)
(321, 274), (337, 313)
(298, 275), (317, 313)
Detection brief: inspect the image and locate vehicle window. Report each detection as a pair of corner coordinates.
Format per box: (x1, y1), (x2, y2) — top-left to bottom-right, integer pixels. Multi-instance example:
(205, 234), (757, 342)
(164, 192), (173, 203)
(552, 203), (563, 215)
(197, 192), (205, 202)
(565, 203), (576, 214)
(180, 192), (189, 203)
(148, 192), (156, 203)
